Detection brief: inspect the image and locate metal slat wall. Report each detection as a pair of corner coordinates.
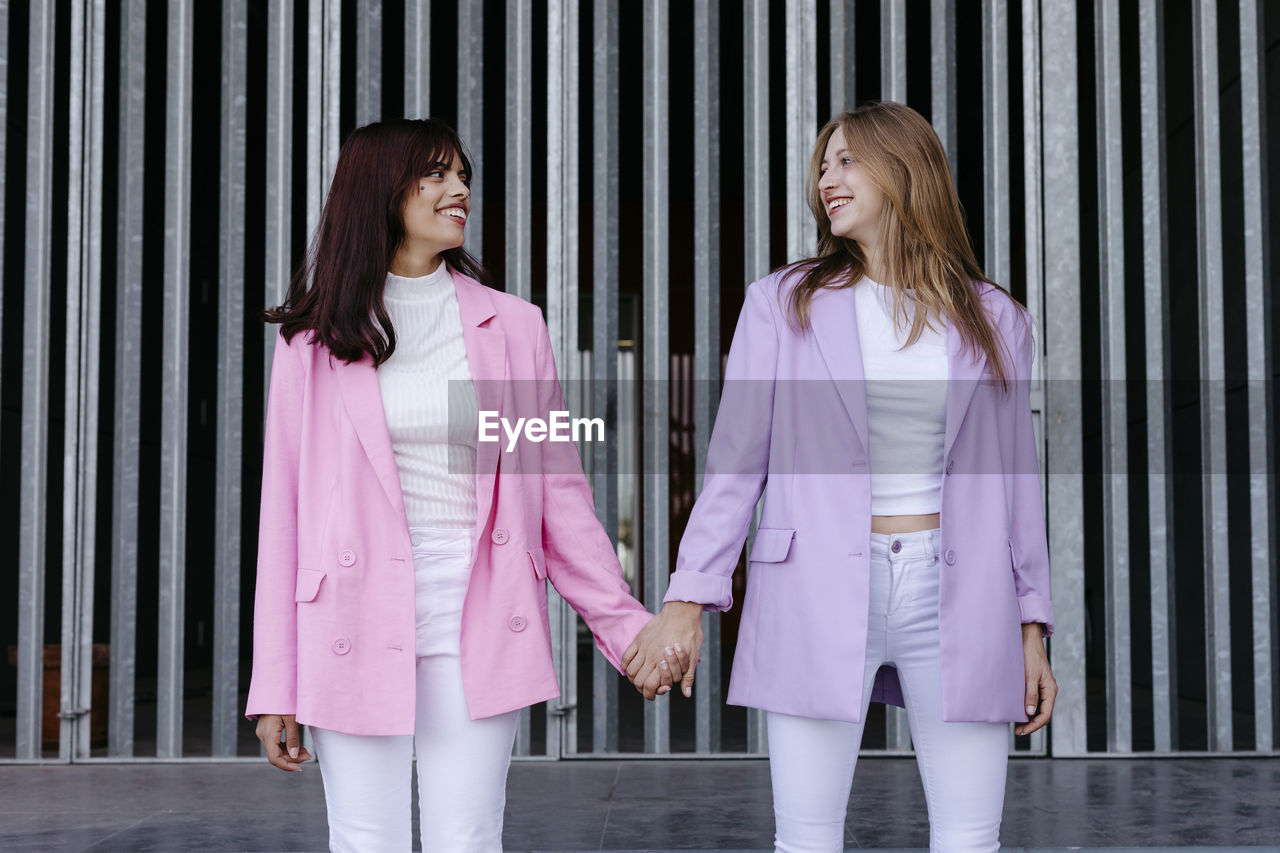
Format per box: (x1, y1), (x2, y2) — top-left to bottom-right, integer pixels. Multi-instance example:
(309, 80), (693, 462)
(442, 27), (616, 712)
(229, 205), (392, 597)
(4, 0), (1278, 764)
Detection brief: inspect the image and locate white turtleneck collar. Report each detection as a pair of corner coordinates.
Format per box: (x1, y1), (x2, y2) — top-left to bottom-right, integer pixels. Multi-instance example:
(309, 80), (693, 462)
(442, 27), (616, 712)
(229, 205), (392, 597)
(384, 260), (452, 302)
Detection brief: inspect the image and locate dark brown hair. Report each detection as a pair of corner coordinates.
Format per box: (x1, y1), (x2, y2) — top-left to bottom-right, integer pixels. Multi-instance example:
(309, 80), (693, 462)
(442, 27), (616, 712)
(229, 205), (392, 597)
(786, 101), (1016, 391)
(264, 118), (488, 365)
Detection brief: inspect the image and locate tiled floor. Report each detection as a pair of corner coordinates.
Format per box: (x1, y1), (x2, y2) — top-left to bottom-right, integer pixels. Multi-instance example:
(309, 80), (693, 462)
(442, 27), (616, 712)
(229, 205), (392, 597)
(0, 757), (1276, 851)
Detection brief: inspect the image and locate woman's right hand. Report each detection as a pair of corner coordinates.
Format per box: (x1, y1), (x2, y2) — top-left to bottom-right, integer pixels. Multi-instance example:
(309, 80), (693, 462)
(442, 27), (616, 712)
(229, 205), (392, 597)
(255, 714), (312, 772)
(623, 601), (704, 700)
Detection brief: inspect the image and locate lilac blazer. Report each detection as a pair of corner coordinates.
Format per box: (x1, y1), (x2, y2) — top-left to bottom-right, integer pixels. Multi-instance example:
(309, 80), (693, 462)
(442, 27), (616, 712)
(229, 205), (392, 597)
(665, 270), (1054, 724)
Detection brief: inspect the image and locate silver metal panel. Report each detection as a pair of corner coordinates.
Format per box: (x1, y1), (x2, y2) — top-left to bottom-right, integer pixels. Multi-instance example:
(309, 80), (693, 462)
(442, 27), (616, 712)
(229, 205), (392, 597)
(1138, 0), (1177, 754)
(1237, 0), (1275, 753)
(1020, 0), (1047, 758)
(881, 0), (907, 103)
(60, 0), (107, 762)
(743, 0), (770, 756)
(643, 0), (671, 754)
(264, 0), (293, 389)
(214, 0), (248, 758)
(544, 0), (580, 759)
(16, 0), (56, 762)
(1040, 0), (1087, 757)
(505, 0), (532, 301)
(457, 0), (484, 259)
(1191, 0), (1232, 754)
(829, 0), (854, 114)
(982, 0), (1010, 288)
(744, 0), (770, 283)
(785, 0), (817, 262)
(404, 0), (428, 117)
(1095, 0), (1131, 754)
(355, 0), (381, 125)
(111, 0), (147, 759)
(932, 0), (957, 176)
(592, 0), (622, 755)
(306, 0), (341, 241)
(693, 0), (722, 755)
(158, 0), (194, 759)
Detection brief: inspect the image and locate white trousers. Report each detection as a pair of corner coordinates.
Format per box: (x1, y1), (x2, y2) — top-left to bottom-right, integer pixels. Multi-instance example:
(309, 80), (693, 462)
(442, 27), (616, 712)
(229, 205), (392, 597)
(311, 527), (519, 853)
(767, 528), (1009, 853)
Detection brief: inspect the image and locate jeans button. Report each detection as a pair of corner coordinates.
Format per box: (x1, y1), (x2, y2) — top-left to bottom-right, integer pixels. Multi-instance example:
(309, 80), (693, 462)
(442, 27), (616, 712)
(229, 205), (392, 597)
(890, 540), (901, 554)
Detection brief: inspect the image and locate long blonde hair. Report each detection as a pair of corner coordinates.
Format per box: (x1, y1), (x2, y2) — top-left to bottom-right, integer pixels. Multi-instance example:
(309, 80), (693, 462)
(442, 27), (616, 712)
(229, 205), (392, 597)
(786, 101), (1015, 391)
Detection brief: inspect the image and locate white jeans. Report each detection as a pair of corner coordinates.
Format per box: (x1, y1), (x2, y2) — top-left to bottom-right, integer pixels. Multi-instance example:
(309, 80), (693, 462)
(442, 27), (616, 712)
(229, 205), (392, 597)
(768, 528), (1008, 853)
(311, 527), (519, 853)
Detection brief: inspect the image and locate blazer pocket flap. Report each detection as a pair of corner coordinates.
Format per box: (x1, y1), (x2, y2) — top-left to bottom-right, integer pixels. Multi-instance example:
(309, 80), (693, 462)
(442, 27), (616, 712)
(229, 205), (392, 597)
(295, 568), (326, 602)
(527, 547), (548, 581)
(749, 528), (796, 563)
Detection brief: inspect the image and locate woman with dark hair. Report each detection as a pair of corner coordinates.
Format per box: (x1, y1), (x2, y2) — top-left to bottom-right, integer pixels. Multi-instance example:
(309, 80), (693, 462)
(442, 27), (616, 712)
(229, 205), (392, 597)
(626, 101), (1057, 851)
(246, 118), (685, 851)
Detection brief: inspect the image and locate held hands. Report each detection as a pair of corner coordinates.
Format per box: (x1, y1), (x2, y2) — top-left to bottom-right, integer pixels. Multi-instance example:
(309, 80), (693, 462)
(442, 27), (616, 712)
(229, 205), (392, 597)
(1014, 623), (1058, 736)
(622, 601), (705, 701)
(255, 714), (313, 772)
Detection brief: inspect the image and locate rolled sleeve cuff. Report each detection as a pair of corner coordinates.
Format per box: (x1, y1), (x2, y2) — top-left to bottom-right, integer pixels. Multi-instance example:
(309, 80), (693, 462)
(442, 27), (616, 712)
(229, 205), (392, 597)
(663, 570), (733, 612)
(1018, 594), (1055, 638)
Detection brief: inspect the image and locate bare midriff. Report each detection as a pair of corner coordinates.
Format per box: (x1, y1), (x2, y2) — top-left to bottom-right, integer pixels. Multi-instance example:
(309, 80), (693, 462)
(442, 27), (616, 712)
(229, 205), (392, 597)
(870, 512), (941, 535)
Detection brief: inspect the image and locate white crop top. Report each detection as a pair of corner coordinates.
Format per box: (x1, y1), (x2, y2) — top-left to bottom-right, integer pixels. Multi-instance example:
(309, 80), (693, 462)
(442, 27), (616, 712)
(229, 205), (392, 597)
(377, 262), (478, 528)
(853, 276), (948, 516)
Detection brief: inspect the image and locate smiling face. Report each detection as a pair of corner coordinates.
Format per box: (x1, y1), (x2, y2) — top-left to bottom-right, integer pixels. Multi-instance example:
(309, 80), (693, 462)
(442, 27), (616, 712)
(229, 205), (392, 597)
(818, 129), (885, 251)
(396, 151), (471, 270)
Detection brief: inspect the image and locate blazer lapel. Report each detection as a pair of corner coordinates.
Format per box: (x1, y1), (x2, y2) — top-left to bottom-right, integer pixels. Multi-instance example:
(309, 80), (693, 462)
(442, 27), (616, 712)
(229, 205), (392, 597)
(334, 355), (406, 515)
(809, 286), (869, 456)
(453, 270), (507, 544)
(943, 321), (985, 460)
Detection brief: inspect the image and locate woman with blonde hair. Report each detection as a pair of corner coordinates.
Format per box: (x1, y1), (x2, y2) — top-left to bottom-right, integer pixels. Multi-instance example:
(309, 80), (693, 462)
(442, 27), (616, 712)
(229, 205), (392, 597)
(627, 101), (1057, 851)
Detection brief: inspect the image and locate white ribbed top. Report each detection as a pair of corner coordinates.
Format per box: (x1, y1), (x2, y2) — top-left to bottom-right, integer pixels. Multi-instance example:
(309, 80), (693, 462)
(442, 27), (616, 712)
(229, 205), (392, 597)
(854, 276), (949, 516)
(378, 262), (478, 528)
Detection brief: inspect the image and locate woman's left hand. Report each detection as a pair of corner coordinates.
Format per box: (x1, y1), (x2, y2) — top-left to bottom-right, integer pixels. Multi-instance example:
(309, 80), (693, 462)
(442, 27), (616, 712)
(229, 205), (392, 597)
(1014, 623), (1057, 736)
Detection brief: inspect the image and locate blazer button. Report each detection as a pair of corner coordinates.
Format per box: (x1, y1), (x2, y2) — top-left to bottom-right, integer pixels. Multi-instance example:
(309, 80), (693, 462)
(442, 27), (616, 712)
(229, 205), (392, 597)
(508, 616), (527, 632)
(944, 548), (957, 565)
(332, 637), (351, 655)
(491, 528), (510, 545)
(338, 549), (356, 567)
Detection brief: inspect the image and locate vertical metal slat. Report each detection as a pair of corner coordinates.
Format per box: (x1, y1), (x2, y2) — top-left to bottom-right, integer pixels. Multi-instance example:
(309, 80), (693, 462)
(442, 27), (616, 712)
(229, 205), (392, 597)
(404, 0), (428, 117)
(1095, 0), (1131, 754)
(693, 0), (722, 755)
(932, 0), (958, 177)
(110, 0), (147, 759)
(457, 0), (484, 259)
(829, 0), (854, 114)
(1191, 0), (1232, 754)
(306, 0), (341, 241)
(643, 0), (671, 755)
(592, 0), (622, 755)
(1040, 0), (1087, 757)
(881, 0), (907, 103)
(213, 0), (248, 758)
(264, 0), (293, 386)
(1138, 0), (1178, 754)
(544, 0), (580, 759)
(157, 0), (194, 759)
(1238, 0), (1275, 753)
(784, 0), (817, 263)
(743, 0), (770, 755)
(982, 0), (1010, 287)
(355, 0), (381, 125)
(16, 0), (57, 762)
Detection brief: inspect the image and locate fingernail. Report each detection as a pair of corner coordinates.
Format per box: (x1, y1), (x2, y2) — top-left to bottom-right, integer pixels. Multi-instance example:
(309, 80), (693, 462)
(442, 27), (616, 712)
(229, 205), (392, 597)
(674, 643), (683, 652)
(664, 646), (674, 656)
(660, 660), (669, 670)
(289, 747), (299, 759)
(1026, 705), (1036, 715)
(684, 685), (692, 697)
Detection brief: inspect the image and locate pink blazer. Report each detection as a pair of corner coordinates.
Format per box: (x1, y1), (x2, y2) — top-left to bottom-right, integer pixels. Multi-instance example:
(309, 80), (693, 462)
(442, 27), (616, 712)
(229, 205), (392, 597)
(245, 270), (652, 735)
(665, 270), (1054, 724)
